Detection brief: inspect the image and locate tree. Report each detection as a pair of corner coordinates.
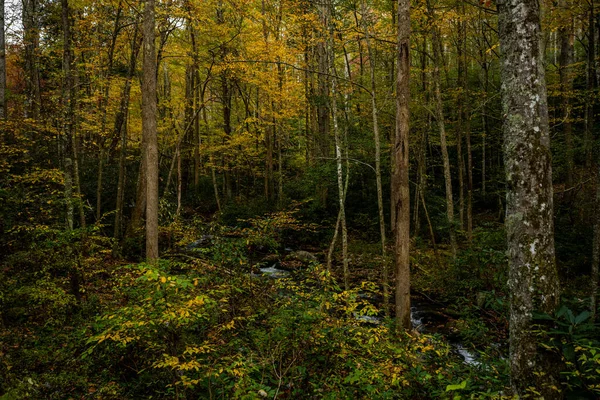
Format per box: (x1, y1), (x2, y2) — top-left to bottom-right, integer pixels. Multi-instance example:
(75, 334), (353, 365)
(393, 0), (410, 331)
(23, 0), (41, 119)
(143, 0), (159, 262)
(498, 0), (561, 396)
(61, 0), (75, 231)
(361, 0), (389, 312)
(427, 0), (457, 257)
(558, 0), (574, 191)
(0, 0), (6, 119)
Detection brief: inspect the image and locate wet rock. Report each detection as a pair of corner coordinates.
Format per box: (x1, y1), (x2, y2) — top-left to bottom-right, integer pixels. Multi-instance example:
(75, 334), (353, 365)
(353, 313), (382, 325)
(287, 250), (318, 263)
(261, 253), (280, 263)
(186, 235), (215, 250)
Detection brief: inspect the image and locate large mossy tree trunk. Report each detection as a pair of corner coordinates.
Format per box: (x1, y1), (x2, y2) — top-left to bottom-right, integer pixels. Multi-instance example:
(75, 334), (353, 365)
(498, 0), (561, 397)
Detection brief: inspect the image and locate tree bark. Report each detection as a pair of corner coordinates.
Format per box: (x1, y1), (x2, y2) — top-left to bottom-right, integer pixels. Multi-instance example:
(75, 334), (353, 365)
(558, 0), (574, 191)
(327, 0), (349, 291)
(95, 4), (124, 221)
(113, 41), (140, 246)
(393, 0), (411, 331)
(23, 0), (41, 118)
(459, 2), (473, 243)
(61, 0), (75, 231)
(113, 106), (128, 254)
(585, 2), (597, 170)
(142, 0), (159, 262)
(593, 169), (600, 320)
(456, 11), (467, 233)
(362, 0), (389, 314)
(498, 0), (562, 396)
(428, 1), (457, 257)
(0, 0), (6, 119)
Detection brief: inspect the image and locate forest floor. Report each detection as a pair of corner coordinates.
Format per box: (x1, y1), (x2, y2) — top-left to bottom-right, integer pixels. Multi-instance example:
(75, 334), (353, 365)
(0, 210), (597, 399)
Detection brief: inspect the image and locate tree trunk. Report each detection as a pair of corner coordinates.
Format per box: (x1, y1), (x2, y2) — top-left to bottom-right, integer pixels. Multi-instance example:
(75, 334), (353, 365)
(115, 27), (141, 246)
(221, 74), (233, 202)
(456, 13), (466, 233)
(0, 0), (6, 119)
(593, 169), (600, 320)
(428, 2), (457, 257)
(72, 131), (86, 228)
(362, 0), (389, 314)
(61, 0), (75, 231)
(558, 0), (574, 191)
(176, 143), (182, 217)
(143, 0), (159, 262)
(113, 106), (128, 254)
(95, 3), (123, 221)
(327, 1), (349, 291)
(459, 3), (473, 243)
(481, 42), (489, 198)
(128, 154), (147, 236)
(585, 2), (597, 170)
(190, 22), (201, 190)
(394, 0), (411, 331)
(23, 0), (41, 118)
(498, 0), (562, 396)
(414, 37), (428, 236)
(59, 0), (82, 303)
(326, 158), (350, 272)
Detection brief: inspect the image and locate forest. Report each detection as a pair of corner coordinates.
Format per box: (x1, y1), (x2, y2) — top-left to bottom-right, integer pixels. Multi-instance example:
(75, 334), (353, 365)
(0, 0), (599, 397)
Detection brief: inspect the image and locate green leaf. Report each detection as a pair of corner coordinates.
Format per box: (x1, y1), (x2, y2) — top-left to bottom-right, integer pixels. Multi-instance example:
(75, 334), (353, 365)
(556, 305), (568, 319)
(574, 311), (591, 325)
(446, 380), (468, 391)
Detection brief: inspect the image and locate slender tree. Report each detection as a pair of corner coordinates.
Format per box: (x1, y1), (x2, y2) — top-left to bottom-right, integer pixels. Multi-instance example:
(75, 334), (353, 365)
(61, 0), (75, 231)
(393, 0), (410, 331)
(498, 0), (561, 396)
(23, 0), (41, 118)
(142, 0), (159, 262)
(0, 0), (6, 119)
(326, 0), (349, 290)
(362, 0), (389, 312)
(113, 26), (141, 252)
(593, 173), (600, 320)
(558, 0), (574, 191)
(427, 0), (457, 256)
(584, 1), (596, 169)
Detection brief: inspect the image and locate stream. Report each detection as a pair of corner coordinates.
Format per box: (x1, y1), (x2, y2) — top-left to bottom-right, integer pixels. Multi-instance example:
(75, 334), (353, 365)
(185, 238), (485, 367)
(255, 263), (483, 367)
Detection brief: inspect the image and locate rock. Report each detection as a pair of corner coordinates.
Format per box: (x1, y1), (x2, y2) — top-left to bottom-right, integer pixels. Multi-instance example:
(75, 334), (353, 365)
(186, 234), (215, 250)
(261, 253), (280, 263)
(287, 250), (318, 263)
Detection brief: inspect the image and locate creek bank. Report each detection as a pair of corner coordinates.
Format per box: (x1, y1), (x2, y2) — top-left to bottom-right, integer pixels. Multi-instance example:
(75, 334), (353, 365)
(185, 238), (492, 367)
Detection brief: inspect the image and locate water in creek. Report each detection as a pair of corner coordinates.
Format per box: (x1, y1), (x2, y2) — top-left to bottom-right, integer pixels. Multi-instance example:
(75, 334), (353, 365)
(258, 264), (290, 278)
(251, 260), (481, 366)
